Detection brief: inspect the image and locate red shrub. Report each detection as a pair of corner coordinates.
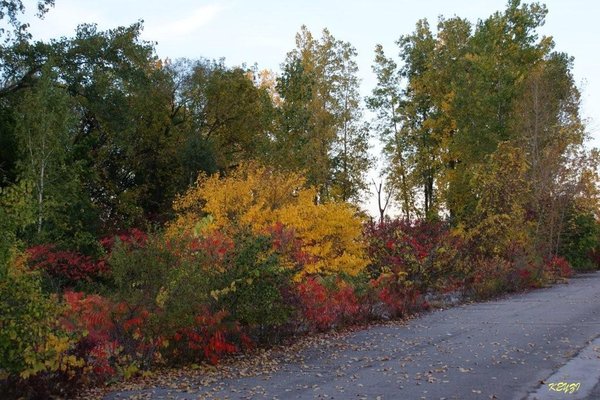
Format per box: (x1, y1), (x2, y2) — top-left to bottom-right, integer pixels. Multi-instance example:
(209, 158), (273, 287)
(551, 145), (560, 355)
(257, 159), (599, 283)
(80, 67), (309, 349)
(267, 222), (314, 267)
(26, 245), (109, 287)
(61, 291), (118, 378)
(99, 228), (148, 252)
(296, 277), (362, 331)
(61, 292), (161, 379)
(364, 219), (463, 290)
(544, 256), (573, 279)
(188, 230), (234, 263)
(62, 291), (114, 342)
(370, 273), (423, 317)
(170, 310), (246, 364)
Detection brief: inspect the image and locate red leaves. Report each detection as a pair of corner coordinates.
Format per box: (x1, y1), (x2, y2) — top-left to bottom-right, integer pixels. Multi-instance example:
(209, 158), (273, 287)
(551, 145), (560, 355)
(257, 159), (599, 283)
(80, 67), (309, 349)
(370, 274), (423, 317)
(365, 219), (463, 291)
(296, 277), (362, 331)
(189, 230), (234, 262)
(61, 291), (164, 380)
(544, 256), (573, 279)
(62, 291), (114, 343)
(268, 222), (313, 267)
(170, 310), (244, 365)
(26, 244), (108, 285)
(100, 228), (148, 252)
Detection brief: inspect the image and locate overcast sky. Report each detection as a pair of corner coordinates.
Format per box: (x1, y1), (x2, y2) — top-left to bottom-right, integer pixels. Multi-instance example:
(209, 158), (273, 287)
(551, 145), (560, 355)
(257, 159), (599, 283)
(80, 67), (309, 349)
(24, 0), (600, 215)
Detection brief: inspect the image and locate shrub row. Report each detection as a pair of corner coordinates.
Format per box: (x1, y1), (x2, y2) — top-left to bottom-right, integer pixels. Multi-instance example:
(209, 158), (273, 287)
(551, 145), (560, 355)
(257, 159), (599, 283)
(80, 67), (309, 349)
(1, 162), (587, 398)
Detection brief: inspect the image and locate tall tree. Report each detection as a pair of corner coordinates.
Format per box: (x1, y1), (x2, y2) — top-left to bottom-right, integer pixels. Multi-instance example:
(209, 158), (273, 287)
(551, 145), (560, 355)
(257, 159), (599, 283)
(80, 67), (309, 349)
(445, 0), (551, 220)
(367, 44), (413, 218)
(13, 66), (73, 234)
(328, 39), (371, 202)
(276, 26), (370, 203)
(176, 59), (273, 180)
(9, 64), (100, 250)
(511, 52), (587, 258)
(371, 0), (573, 223)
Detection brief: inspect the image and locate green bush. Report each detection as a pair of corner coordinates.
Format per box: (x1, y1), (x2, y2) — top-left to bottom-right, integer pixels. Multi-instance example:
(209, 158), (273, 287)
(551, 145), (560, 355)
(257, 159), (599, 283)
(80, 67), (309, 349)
(560, 207), (600, 271)
(0, 254), (60, 377)
(108, 229), (293, 352)
(0, 252), (83, 398)
(210, 232), (293, 343)
(108, 233), (213, 342)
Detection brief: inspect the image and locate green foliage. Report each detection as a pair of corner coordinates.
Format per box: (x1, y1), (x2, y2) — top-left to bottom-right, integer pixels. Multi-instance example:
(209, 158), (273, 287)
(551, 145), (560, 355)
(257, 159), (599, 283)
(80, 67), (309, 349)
(211, 232), (292, 341)
(467, 142), (531, 258)
(275, 26), (371, 202)
(0, 251), (82, 392)
(560, 207), (600, 271)
(0, 180), (35, 275)
(109, 233), (182, 315)
(10, 65), (101, 251)
(108, 229), (292, 343)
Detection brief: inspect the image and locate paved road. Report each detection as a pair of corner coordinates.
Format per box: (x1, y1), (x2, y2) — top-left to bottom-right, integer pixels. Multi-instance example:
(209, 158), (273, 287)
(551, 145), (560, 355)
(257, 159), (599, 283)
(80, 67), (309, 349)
(105, 272), (600, 400)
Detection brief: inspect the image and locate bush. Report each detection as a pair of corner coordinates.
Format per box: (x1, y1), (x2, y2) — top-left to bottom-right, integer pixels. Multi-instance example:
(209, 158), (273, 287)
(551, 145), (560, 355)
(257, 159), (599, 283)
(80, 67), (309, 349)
(168, 310), (248, 365)
(369, 272), (424, 318)
(543, 256), (573, 281)
(168, 162), (369, 278)
(26, 244), (109, 292)
(61, 290), (162, 379)
(560, 207), (600, 271)
(107, 228), (293, 362)
(364, 218), (463, 291)
(99, 228), (148, 253)
(211, 232), (293, 343)
(295, 276), (363, 331)
(0, 252), (84, 399)
(466, 257), (518, 299)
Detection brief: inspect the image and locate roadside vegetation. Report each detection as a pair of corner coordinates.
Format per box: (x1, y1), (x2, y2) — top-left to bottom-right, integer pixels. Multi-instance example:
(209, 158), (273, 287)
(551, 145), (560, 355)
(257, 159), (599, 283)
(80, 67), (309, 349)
(1, 0), (598, 398)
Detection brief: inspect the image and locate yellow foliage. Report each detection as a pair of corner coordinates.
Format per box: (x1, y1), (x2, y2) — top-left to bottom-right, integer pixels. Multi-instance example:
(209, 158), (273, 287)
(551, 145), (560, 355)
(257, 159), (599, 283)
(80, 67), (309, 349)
(168, 162), (368, 278)
(21, 333), (83, 379)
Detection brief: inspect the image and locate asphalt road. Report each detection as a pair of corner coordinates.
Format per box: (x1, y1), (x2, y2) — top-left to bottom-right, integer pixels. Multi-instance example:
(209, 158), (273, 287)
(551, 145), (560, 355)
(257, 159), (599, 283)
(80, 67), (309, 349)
(105, 272), (600, 400)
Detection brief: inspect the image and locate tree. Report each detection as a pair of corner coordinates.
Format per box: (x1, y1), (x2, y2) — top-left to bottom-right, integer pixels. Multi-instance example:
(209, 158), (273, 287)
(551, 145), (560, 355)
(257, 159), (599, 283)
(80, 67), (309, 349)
(372, 179), (392, 224)
(328, 39), (371, 203)
(275, 26), (370, 203)
(54, 23), (178, 228)
(369, 17), (471, 219)
(466, 142), (531, 260)
(0, 1), (55, 97)
(371, 0), (566, 222)
(396, 19), (439, 219)
(10, 64), (101, 250)
(175, 59), (274, 179)
(511, 53), (588, 259)
(444, 0), (551, 220)
(275, 27), (333, 199)
(368, 44), (412, 219)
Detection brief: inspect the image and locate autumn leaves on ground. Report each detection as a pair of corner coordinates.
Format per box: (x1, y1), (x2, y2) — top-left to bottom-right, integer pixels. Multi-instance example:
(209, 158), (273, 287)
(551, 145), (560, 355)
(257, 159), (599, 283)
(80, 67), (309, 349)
(1, 0), (599, 398)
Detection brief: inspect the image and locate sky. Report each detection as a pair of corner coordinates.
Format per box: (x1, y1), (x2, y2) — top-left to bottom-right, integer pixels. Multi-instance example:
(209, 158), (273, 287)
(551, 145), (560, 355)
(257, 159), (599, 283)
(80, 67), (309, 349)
(23, 0), (600, 215)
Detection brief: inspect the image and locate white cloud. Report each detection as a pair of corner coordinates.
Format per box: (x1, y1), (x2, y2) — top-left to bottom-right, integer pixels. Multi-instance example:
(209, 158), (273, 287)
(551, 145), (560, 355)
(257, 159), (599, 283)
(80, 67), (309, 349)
(145, 3), (225, 40)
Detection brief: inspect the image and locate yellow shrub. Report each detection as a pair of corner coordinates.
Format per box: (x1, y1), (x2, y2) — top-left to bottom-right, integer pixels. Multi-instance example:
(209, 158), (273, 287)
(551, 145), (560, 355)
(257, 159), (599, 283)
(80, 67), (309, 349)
(168, 162), (368, 278)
